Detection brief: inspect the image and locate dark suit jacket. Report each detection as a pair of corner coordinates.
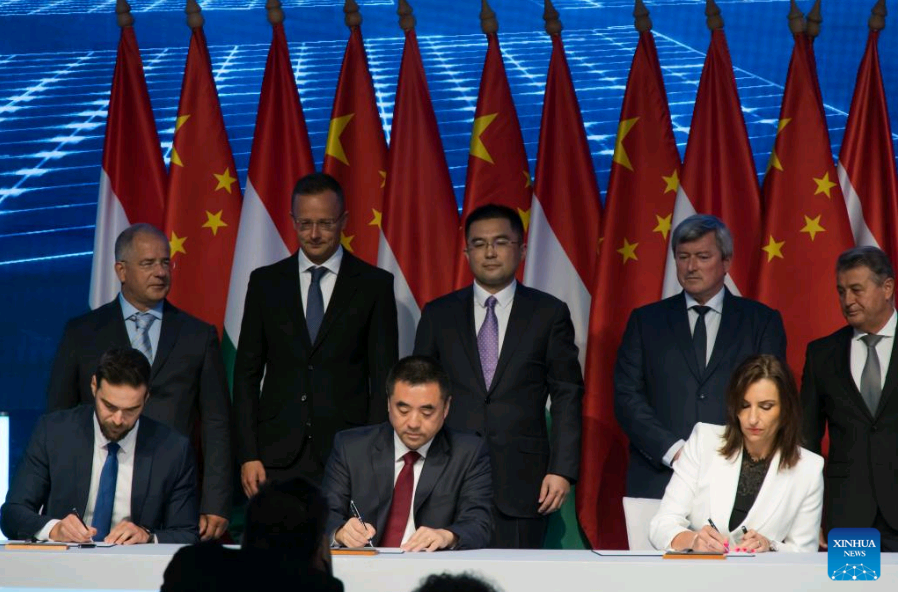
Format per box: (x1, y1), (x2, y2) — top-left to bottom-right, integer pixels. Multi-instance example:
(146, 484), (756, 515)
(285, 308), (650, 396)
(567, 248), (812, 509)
(413, 283), (583, 518)
(801, 325), (898, 531)
(45, 298), (231, 518)
(321, 423), (492, 549)
(614, 289), (787, 498)
(233, 251), (398, 469)
(0, 405), (199, 544)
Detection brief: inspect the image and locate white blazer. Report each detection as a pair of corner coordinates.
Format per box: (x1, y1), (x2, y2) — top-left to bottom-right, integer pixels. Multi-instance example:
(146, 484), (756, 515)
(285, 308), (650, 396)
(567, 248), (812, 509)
(649, 423), (823, 552)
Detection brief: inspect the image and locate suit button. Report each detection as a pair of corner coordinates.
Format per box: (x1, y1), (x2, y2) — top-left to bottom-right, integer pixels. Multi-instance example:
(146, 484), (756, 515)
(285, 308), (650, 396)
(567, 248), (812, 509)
(306, 421), (312, 427)
(698, 393), (706, 400)
(301, 395), (308, 402)
(308, 365), (314, 370)
(872, 425), (878, 433)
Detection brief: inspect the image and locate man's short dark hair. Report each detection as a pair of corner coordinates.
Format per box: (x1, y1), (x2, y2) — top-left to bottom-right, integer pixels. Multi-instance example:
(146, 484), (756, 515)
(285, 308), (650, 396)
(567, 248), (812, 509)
(291, 172), (345, 214)
(114, 223), (168, 262)
(412, 572), (501, 592)
(464, 204), (524, 242)
(670, 214), (734, 260)
(94, 347), (151, 390)
(836, 246), (895, 285)
(242, 476), (327, 563)
(386, 356), (451, 402)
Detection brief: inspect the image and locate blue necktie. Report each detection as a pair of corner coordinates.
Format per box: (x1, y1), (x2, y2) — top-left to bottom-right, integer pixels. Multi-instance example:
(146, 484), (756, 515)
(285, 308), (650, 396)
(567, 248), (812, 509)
(306, 266), (328, 342)
(92, 441), (120, 541)
(130, 312), (155, 364)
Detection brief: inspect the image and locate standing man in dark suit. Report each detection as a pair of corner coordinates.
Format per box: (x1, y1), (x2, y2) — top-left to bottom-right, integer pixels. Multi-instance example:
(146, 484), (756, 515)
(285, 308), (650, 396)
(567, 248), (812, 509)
(322, 356), (492, 551)
(3, 348), (199, 544)
(802, 246), (898, 551)
(414, 204), (582, 549)
(614, 214), (787, 499)
(46, 223), (231, 540)
(233, 172), (398, 494)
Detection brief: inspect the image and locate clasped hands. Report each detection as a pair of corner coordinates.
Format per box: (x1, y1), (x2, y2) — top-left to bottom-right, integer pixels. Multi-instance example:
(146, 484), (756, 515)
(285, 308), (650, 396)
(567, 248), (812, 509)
(49, 514), (150, 545)
(674, 526), (774, 553)
(334, 518), (458, 552)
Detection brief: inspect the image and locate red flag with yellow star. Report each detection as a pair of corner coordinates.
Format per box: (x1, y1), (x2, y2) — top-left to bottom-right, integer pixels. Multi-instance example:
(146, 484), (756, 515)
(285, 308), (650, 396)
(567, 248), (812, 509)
(454, 31), (532, 288)
(577, 26), (681, 550)
(164, 24), (242, 336)
(322, 24), (387, 266)
(754, 33), (853, 374)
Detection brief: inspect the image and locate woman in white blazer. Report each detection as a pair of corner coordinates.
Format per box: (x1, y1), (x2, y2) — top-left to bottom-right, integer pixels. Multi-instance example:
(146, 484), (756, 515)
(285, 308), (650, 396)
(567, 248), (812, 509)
(650, 354), (823, 553)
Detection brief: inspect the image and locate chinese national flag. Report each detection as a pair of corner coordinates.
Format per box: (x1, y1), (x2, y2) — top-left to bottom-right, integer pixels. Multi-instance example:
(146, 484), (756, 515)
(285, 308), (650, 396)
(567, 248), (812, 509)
(164, 25), (242, 336)
(377, 27), (458, 355)
(578, 28), (681, 550)
(838, 26), (898, 262)
(323, 24), (387, 266)
(454, 31), (532, 288)
(754, 33), (854, 375)
(661, 28), (761, 297)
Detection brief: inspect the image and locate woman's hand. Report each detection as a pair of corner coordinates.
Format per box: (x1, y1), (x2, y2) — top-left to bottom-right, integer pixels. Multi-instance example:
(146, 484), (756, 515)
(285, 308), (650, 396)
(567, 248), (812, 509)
(738, 529), (775, 553)
(693, 525), (729, 552)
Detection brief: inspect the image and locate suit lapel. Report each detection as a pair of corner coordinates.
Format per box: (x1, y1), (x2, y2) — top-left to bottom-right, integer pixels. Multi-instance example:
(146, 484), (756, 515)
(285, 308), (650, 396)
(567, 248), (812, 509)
(666, 293), (702, 382)
(414, 431), (448, 513)
(830, 327), (874, 421)
(875, 330), (898, 418)
(703, 290), (741, 382)
(100, 300), (132, 349)
(280, 254), (313, 353)
(311, 253), (360, 353)
(490, 284), (534, 393)
(455, 288), (487, 393)
(709, 447), (740, 535)
(75, 407), (95, 515)
(152, 302), (183, 379)
(372, 425), (396, 534)
(130, 420), (154, 525)
(742, 450), (787, 533)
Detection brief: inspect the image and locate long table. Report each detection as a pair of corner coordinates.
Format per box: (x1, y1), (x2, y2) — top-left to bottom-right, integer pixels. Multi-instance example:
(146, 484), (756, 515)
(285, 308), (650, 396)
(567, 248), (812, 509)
(0, 547), (895, 590)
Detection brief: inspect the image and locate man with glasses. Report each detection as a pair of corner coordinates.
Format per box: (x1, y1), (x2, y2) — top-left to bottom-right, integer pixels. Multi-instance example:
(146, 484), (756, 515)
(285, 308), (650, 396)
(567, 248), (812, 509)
(414, 204), (583, 548)
(47, 223), (231, 541)
(233, 172), (398, 493)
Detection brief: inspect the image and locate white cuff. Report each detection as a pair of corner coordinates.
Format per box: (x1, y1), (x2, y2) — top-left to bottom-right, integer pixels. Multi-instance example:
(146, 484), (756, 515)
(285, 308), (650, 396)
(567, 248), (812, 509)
(662, 440), (686, 468)
(35, 519), (60, 542)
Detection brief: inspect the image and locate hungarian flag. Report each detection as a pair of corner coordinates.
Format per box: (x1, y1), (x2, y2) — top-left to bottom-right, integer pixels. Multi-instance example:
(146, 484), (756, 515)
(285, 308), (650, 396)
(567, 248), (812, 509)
(90, 21), (166, 309)
(578, 27), (681, 551)
(377, 26), (458, 355)
(838, 24), (898, 262)
(754, 32), (854, 374)
(454, 30), (532, 288)
(661, 27), (761, 297)
(164, 23), (242, 336)
(223, 21), (313, 374)
(322, 22), (387, 266)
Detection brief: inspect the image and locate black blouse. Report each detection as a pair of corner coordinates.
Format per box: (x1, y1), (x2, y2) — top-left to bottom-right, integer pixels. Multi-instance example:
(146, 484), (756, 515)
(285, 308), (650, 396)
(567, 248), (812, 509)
(728, 448), (772, 532)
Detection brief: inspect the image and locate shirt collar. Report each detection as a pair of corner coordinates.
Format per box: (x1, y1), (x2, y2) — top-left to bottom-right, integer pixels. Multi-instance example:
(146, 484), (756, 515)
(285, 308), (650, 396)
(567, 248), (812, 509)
(393, 430), (434, 462)
(473, 279), (516, 309)
(298, 246), (343, 277)
(119, 292), (164, 322)
(853, 309), (898, 340)
(92, 411), (139, 456)
(684, 287), (725, 314)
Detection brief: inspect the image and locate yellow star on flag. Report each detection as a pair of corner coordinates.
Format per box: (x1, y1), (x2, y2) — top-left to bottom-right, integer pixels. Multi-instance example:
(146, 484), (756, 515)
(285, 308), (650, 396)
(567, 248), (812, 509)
(813, 171), (837, 198)
(341, 232), (355, 252)
(326, 113), (355, 166)
(170, 147), (184, 168)
(662, 170), (679, 194)
(369, 209), (382, 228)
(213, 168), (237, 194)
(761, 235), (785, 262)
(379, 170), (386, 188)
(518, 208), (531, 233)
(202, 210), (227, 236)
(617, 238), (639, 263)
(523, 170), (532, 189)
(175, 114), (191, 132)
(470, 113), (498, 164)
(800, 214), (825, 241)
(766, 118), (791, 173)
(612, 117), (639, 171)
(169, 231), (187, 256)
(653, 213), (672, 240)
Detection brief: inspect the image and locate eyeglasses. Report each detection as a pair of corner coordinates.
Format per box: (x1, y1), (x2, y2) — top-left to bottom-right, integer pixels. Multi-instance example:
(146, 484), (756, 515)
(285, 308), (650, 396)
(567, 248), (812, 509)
(465, 238), (521, 253)
(292, 214), (344, 232)
(120, 258), (175, 271)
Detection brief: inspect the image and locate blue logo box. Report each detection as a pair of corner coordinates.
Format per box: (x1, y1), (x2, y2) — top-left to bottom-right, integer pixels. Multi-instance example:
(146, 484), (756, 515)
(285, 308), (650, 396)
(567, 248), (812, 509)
(828, 528), (881, 581)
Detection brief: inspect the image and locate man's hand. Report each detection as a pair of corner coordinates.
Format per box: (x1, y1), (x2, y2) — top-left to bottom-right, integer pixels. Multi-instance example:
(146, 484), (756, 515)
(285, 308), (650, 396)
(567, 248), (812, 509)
(334, 518), (376, 548)
(401, 527), (458, 552)
(537, 473), (571, 514)
(105, 520), (151, 545)
(49, 514), (96, 543)
(241, 461), (267, 498)
(199, 514), (229, 541)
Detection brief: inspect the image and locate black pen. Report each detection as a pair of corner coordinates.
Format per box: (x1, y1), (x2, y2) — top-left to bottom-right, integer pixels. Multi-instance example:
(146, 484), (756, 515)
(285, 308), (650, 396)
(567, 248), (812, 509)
(70, 506), (88, 530)
(741, 525), (748, 535)
(707, 518), (728, 551)
(349, 499), (374, 548)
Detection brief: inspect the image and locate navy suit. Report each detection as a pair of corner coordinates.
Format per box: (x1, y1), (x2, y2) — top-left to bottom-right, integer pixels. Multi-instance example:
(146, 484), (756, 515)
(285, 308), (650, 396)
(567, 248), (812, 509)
(321, 423), (493, 550)
(1, 405), (199, 544)
(614, 289), (786, 498)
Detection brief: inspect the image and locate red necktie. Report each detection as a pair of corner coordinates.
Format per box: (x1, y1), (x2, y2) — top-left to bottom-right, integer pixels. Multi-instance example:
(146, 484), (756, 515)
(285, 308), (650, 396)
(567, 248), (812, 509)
(381, 450), (420, 547)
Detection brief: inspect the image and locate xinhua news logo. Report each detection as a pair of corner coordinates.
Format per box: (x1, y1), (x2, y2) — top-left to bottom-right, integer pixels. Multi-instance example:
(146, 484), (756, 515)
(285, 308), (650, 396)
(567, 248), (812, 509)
(828, 528), (881, 581)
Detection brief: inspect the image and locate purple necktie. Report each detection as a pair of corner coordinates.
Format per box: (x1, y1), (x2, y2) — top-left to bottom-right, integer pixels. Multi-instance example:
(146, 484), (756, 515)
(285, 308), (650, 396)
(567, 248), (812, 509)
(478, 296), (499, 389)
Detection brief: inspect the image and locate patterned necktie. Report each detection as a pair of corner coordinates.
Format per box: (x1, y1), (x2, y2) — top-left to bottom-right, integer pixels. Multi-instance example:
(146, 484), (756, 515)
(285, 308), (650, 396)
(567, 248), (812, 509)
(306, 266), (328, 342)
(130, 312), (155, 364)
(691, 305), (711, 374)
(860, 334), (884, 414)
(92, 441), (120, 541)
(478, 296), (499, 389)
(381, 450), (421, 547)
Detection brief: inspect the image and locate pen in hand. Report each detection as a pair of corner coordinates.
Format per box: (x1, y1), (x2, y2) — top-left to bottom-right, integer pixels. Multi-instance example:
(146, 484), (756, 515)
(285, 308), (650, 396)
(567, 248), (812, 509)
(349, 500), (374, 548)
(707, 518), (728, 552)
(69, 506), (95, 543)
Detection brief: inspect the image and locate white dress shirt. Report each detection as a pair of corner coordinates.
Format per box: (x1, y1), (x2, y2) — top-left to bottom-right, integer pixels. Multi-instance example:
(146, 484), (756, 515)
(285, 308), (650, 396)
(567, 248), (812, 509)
(473, 280), (516, 354)
(850, 309), (897, 392)
(391, 432), (435, 546)
(298, 246), (343, 314)
(37, 415), (139, 541)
